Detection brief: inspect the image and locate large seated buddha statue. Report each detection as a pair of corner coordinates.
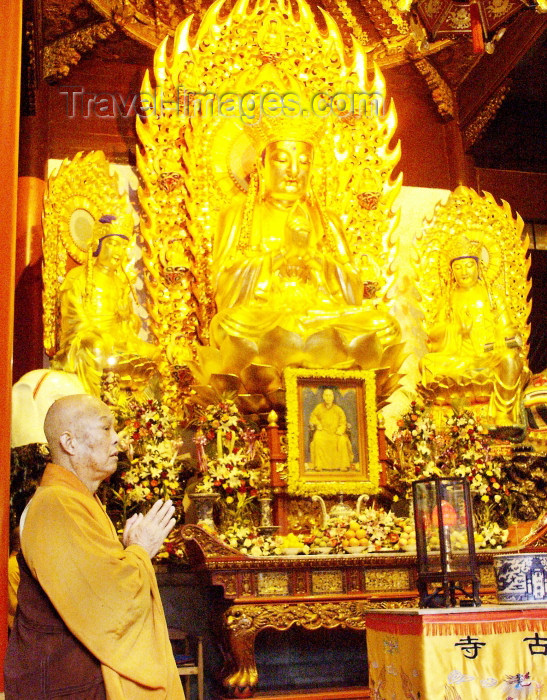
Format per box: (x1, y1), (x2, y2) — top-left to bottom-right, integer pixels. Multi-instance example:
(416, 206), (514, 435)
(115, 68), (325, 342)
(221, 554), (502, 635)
(416, 188), (530, 434)
(208, 65), (401, 367)
(52, 217), (160, 396)
(136, 1), (408, 409)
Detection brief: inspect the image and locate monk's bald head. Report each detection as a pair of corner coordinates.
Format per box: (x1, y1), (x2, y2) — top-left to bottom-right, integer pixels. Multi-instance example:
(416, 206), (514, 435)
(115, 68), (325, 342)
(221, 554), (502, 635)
(44, 394), (119, 491)
(44, 394), (108, 456)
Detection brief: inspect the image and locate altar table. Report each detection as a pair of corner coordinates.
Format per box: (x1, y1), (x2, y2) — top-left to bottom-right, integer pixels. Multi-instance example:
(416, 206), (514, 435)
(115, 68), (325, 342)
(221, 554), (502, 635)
(366, 604), (547, 700)
(181, 525), (501, 697)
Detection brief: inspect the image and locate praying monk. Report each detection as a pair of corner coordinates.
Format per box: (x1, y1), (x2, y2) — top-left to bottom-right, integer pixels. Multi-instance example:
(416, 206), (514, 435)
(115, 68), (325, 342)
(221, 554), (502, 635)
(4, 394), (185, 699)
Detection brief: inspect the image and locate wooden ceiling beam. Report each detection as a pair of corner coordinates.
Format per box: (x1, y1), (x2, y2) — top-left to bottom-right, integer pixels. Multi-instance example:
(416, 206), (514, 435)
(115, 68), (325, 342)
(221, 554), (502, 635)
(457, 10), (547, 127)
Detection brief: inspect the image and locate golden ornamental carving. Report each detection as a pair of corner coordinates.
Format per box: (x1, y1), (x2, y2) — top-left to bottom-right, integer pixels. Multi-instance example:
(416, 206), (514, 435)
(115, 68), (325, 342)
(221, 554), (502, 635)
(225, 600), (369, 634)
(348, 568), (362, 592)
(89, 0), (186, 49)
(89, 0), (448, 70)
(412, 57), (455, 120)
(365, 568), (410, 591)
(43, 22), (116, 81)
(241, 572), (253, 596)
(215, 571), (238, 597)
(359, 0), (410, 35)
(181, 524), (246, 559)
(367, 598), (419, 608)
(485, 0), (512, 19)
(257, 572), (289, 596)
(42, 151), (134, 358)
(326, 0), (371, 48)
(311, 570), (345, 594)
(479, 565), (496, 587)
(463, 84), (511, 148)
(480, 593), (498, 605)
(446, 6), (471, 29)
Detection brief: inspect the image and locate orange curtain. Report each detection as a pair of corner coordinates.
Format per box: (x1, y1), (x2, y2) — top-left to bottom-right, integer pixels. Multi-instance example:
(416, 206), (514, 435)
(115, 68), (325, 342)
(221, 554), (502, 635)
(0, 0), (22, 688)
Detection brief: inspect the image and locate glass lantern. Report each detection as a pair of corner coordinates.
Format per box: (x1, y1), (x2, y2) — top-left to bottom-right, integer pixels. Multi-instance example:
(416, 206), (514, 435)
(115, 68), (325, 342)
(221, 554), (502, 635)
(412, 476), (481, 608)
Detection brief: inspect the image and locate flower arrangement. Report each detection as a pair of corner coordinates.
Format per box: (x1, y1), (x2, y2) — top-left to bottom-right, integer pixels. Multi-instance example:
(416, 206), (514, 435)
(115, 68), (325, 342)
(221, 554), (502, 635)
(193, 400), (270, 526)
(438, 411), (504, 506)
(219, 524), (283, 557)
(393, 402), (438, 479)
(102, 396), (191, 527)
(389, 403), (511, 529)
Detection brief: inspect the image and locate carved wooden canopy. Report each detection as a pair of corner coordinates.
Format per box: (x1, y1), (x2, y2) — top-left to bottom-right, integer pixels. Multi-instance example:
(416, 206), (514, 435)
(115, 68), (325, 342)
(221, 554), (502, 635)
(24, 0), (547, 162)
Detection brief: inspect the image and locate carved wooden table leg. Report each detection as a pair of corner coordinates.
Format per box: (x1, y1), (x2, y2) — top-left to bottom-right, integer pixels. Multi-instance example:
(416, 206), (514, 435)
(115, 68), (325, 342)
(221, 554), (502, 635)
(222, 606), (260, 698)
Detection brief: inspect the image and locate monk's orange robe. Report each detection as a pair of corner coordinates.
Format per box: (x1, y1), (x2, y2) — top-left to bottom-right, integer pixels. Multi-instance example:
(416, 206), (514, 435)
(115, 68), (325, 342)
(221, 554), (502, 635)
(20, 463), (184, 699)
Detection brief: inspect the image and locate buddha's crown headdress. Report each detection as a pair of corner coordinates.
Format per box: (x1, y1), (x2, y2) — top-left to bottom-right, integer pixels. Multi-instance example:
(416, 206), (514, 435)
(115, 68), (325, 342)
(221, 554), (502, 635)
(91, 215), (129, 256)
(235, 64), (327, 154)
(445, 234), (483, 265)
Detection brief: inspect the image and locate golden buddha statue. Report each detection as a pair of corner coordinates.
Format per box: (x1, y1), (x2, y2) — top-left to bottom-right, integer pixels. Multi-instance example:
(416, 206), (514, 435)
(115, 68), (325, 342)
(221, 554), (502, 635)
(138, 0), (407, 411)
(209, 67), (401, 363)
(420, 233), (528, 430)
(52, 216), (160, 395)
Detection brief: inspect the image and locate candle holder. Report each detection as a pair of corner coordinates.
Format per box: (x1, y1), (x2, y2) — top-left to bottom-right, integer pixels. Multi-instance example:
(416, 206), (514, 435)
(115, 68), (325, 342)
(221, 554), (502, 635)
(257, 495), (279, 537)
(412, 476), (481, 608)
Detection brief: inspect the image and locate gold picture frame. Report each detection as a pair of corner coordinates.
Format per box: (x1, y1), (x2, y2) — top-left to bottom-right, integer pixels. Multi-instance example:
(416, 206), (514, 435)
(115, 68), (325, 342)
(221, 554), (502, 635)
(285, 368), (380, 497)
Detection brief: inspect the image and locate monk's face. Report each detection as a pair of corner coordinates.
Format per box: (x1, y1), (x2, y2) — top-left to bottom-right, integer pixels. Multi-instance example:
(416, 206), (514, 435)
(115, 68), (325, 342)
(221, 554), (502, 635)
(263, 141), (313, 202)
(73, 400), (119, 480)
(451, 257), (479, 289)
(322, 389), (334, 407)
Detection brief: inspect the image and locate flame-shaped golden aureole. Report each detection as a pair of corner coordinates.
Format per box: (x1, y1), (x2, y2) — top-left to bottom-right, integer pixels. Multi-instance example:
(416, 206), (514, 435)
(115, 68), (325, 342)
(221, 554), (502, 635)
(42, 150), (159, 396)
(137, 0), (404, 410)
(415, 186), (531, 431)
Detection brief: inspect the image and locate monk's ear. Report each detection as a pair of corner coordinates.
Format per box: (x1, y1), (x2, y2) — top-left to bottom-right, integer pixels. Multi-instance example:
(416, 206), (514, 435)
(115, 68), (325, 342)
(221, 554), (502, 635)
(58, 430), (77, 455)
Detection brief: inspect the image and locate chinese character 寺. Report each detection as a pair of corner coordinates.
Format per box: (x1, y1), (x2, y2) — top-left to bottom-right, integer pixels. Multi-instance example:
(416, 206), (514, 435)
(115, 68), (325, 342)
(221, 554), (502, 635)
(454, 635), (486, 659)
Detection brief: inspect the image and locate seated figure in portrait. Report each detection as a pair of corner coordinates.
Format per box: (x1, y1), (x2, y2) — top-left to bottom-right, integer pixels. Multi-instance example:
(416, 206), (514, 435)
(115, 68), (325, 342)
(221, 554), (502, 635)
(209, 66), (400, 362)
(53, 216), (160, 396)
(420, 235), (527, 430)
(309, 388), (353, 471)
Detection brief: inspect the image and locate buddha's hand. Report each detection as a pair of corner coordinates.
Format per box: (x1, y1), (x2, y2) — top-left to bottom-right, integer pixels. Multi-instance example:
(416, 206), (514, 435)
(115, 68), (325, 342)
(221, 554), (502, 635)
(123, 499), (176, 558)
(284, 261), (310, 280)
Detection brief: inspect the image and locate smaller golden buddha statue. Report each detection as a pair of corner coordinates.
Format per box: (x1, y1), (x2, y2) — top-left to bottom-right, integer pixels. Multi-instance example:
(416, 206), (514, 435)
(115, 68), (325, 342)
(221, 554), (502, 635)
(420, 235), (528, 431)
(53, 216), (160, 395)
(209, 65), (401, 366)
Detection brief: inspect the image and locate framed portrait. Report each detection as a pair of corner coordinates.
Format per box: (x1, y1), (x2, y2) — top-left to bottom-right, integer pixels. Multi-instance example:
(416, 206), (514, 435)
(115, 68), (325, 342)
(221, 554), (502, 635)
(285, 368), (380, 497)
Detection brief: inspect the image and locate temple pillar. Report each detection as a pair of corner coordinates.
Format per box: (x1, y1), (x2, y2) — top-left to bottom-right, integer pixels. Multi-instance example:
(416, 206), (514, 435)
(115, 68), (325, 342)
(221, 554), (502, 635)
(0, 0), (22, 687)
(444, 119), (477, 190)
(14, 173), (46, 380)
(14, 0), (48, 381)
